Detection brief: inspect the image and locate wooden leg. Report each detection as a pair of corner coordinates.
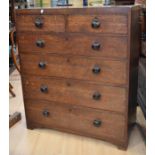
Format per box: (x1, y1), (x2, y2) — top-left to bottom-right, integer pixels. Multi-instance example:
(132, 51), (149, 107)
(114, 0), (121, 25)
(10, 28), (20, 73)
(9, 86), (16, 97)
(26, 121), (36, 130)
(27, 125), (35, 130)
(9, 83), (13, 89)
(9, 112), (22, 128)
(117, 144), (128, 150)
(9, 82), (16, 97)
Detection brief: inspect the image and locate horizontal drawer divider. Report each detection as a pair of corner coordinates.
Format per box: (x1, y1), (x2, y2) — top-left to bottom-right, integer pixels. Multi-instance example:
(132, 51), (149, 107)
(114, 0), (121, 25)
(17, 31), (128, 37)
(24, 98), (127, 116)
(19, 52), (129, 61)
(21, 74), (128, 89)
(21, 74), (129, 88)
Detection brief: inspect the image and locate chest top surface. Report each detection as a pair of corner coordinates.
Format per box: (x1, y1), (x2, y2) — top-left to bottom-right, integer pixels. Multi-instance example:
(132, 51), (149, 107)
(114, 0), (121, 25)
(16, 1), (139, 15)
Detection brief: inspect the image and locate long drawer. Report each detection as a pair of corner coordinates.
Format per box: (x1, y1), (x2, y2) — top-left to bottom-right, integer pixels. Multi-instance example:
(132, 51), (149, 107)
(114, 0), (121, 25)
(16, 15), (65, 32)
(18, 33), (128, 58)
(25, 100), (126, 141)
(20, 54), (127, 85)
(22, 76), (127, 113)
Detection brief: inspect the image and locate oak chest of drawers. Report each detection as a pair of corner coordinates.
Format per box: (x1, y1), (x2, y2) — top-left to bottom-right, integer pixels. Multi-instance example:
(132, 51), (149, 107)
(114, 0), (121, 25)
(16, 5), (140, 149)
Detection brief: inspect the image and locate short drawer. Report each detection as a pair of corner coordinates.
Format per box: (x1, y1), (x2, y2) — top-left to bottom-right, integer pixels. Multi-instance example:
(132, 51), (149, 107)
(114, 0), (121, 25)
(18, 33), (128, 58)
(16, 15), (65, 32)
(67, 15), (128, 34)
(20, 54), (127, 85)
(25, 100), (126, 140)
(22, 76), (127, 113)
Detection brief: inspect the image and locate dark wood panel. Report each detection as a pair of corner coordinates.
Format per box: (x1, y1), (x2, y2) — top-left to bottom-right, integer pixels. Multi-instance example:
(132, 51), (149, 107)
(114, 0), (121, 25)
(22, 76), (127, 113)
(20, 54), (128, 85)
(25, 100), (126, 141)
(18, 33), (128, 58)
(128, 7), (140, 124)
(67, 15), (128, 34)
(16, 15), (65, 32)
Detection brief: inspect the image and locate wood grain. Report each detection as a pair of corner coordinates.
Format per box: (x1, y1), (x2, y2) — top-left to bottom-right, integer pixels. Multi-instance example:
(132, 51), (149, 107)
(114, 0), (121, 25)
(16, 15), (65, 32)
(10, 70), (146, 155)
(128, 7), (140, 124)
(18, 33), (128, 58)
(25, 100), (126, 142)
(22, 76), (127, 113)
(67, 14), (128, 34)
(20, 54), (127, 85)
(16, 6), (141, 149)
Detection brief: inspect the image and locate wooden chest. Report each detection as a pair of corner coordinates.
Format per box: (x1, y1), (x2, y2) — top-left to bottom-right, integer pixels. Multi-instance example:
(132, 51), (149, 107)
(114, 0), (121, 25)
(16, 6), (140, 149)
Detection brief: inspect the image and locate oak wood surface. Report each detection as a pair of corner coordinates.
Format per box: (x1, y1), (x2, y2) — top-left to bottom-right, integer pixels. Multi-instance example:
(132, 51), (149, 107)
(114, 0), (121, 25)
(22, 76), (127, 113)
(10, 70), (146, 155)
(16, 6), (140, 149)
(18, 33), (128, 58)
(20, 53), (127, 85)
(128, 7), (140, 123)
(67, 14), (127, 34)
(16, 15), (65, 32)
(25, 100), (126, 141)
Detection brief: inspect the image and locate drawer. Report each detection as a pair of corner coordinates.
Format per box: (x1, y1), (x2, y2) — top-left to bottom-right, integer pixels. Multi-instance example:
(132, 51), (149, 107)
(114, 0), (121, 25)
(18, 33), (128, 58)
(16, 15), (65, 32)
(25, 100), (126, 141)
(22, 76), (127, 113)
(20, 54), (127, 85)
(67, 15), (128, 34)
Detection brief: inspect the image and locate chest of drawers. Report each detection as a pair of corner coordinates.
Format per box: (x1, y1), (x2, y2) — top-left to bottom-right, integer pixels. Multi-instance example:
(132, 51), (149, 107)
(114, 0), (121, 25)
(16, 6), (140, 149)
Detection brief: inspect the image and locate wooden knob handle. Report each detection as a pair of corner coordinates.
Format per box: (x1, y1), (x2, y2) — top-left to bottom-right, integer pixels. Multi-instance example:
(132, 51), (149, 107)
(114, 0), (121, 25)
(38, 62), (46, 69)
(93, 120), (102, 127)
(40, 85), (48, 93)
(35, 17), (43, 28)
(42, 110), (50, 117)
(36, 40), (45, 48)
(92, 42), (101, 50)
(92, 18), (100, 29)
(93, 92), (101, 100)
(92, 65), (101, 74)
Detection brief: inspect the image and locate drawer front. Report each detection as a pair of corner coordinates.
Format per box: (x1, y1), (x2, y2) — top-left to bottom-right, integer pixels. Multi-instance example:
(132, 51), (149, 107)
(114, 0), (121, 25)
(20, 54), (127, 85)
(22, 76), (127, 113)
(67, 15), (128, 34)
(16, 15), (65, 32)
(18, 34), (128, 58)
(25, 100), (126, 140)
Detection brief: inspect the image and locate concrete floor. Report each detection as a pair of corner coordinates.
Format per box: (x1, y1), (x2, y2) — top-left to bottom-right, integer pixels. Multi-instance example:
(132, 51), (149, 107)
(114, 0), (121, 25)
(9, 70), (146, 155)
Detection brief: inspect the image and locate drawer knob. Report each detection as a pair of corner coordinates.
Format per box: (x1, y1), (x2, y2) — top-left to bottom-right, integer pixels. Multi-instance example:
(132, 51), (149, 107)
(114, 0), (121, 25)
(38, 62), (46, 69)
(92, 42), (101, 50)
(92, 18), (100, 29)
(92, 65), (101, 74)
(36, 40), (45, 48)
(42, 110), (50, 117)
(93, 92), (101, 100)
(40, 85), (48, 93)
(35, 17), (43, 28)
(93, 120), (102, 127)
